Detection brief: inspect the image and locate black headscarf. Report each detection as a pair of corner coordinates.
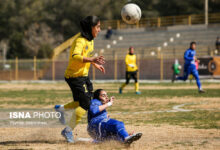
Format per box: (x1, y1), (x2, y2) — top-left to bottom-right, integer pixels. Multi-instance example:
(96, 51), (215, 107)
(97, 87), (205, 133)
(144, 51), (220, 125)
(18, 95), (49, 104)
(80, 16), (100, 41)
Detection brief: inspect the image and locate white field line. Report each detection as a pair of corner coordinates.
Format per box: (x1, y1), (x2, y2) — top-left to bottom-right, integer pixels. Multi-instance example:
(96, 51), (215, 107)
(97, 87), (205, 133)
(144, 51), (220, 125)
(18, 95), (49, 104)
(111, 103), (193, 115)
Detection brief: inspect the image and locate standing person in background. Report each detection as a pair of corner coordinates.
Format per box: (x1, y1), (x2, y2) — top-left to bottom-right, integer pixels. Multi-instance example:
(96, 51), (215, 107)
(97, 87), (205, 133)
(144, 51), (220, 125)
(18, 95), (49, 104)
(171, 59), (181, 83)
(176, 42), (205, 93)
(215, 36), (220, 55)
(54, 16), (105, 143)
(119, 46), (141, 94)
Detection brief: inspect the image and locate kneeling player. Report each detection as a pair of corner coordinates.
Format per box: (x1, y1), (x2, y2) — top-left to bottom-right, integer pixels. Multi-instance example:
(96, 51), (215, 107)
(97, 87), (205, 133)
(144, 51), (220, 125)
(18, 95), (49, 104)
(87, 89), (142, 144)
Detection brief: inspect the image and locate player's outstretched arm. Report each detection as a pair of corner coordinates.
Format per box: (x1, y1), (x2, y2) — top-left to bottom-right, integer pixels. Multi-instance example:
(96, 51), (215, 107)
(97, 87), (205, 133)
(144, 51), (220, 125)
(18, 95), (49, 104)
(92, 63), (105, 74)
(83, 56), (105, 65)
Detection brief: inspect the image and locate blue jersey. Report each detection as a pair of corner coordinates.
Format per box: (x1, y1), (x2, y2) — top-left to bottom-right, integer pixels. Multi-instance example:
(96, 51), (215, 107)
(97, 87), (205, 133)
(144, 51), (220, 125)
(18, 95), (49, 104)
(88, 99), (108, 125)
(87, 99), (129, 141)
(184, 48), (196, 67)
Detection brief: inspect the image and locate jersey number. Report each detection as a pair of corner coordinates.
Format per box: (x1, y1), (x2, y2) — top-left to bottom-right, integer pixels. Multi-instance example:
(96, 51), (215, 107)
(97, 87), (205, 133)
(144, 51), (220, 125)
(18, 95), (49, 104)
(83, 84), (88, 93)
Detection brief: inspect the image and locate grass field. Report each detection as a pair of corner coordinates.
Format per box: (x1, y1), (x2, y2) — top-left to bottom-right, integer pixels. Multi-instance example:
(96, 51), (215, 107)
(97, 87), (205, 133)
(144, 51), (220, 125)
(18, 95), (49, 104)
(0, 82), (219, 150)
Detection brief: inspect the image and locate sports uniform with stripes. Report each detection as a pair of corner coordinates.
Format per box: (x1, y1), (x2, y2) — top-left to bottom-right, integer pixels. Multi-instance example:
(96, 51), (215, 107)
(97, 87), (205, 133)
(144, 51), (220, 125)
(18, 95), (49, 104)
(87, 99), (129, 142)
(177, 48), (202, 90)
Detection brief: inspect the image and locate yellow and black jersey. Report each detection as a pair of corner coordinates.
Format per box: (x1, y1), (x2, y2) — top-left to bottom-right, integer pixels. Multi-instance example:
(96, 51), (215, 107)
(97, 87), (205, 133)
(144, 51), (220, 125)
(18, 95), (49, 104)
(125, 54), (138, 72)
(65, 33), (94, 78)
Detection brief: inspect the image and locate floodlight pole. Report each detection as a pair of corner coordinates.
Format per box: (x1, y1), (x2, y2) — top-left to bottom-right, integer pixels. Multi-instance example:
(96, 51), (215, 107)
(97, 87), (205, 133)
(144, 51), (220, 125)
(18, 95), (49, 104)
(205, 0), (208, 25)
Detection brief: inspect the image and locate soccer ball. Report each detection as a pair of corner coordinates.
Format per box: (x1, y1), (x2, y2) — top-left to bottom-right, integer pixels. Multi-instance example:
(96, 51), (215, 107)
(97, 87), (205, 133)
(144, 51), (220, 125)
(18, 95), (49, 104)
(121, 3), (141, 24)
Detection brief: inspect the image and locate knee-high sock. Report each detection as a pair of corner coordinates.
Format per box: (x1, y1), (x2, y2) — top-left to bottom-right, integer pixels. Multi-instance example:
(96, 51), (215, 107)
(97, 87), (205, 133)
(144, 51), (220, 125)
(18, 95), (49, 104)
(68, 106), (86, 130)
(64, 101), (79, 109)
(135, 82), (139, 92)
(121, 83), (127, 90)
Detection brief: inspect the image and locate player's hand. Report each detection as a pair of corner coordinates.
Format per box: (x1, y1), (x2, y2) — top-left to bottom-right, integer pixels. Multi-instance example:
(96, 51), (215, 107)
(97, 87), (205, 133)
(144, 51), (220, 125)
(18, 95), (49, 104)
(96, 64), (105, 74)
(109, 96), (115, 104)
(92, 56), (105, 65)
(128, 64), (135, 68)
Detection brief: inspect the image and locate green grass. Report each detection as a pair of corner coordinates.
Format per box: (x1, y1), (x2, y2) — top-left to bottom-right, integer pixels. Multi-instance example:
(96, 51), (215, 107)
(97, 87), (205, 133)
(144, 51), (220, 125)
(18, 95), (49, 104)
(109, 89), (220, 98)
(130, 110), (220, 129)
(0, 83), (219, 129)
(0, 89), (72, 105)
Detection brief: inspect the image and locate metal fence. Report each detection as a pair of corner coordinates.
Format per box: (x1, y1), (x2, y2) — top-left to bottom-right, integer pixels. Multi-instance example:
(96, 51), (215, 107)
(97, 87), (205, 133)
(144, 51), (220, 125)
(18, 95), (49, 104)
(101, 13), (220, 29)
(1, 54), (219, 81)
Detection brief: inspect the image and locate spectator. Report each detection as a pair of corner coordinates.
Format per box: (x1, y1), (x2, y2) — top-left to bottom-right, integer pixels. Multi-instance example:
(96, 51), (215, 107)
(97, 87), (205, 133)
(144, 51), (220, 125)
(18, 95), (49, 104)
(215, 36), (220, 54)
(105, 26), (113, 39)
(171, 59), (181, 83)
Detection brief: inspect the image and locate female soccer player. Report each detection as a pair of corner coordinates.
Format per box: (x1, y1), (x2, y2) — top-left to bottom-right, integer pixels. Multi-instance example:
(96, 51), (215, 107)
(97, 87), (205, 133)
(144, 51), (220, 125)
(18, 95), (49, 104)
(55, 16), (105, 143)
(119, 46), (141, 94)
(88, 89), (142, 144)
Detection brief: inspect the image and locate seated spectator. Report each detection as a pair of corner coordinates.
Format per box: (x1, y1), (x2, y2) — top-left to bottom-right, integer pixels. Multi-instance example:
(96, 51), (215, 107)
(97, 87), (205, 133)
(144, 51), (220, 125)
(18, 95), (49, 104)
(105, 26), (113, 39)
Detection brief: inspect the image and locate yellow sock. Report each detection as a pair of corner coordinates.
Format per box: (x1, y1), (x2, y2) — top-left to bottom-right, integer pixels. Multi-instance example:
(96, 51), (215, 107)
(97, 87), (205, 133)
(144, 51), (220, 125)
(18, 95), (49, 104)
(135, 82), (139, 92)
(121, 83), (127, 90)
(68, 106), (86, 129)
(64, 101), (79, 109)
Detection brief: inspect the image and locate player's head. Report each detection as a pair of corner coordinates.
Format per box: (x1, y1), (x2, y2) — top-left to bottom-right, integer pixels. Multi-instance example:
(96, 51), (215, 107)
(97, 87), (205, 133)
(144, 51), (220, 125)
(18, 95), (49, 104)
(94, 89), (109, 104)
(129, 46), (134, 55)
(80, 16), (101, 41)
(190, 41), (196, 50)
(175, 59), (179, 65)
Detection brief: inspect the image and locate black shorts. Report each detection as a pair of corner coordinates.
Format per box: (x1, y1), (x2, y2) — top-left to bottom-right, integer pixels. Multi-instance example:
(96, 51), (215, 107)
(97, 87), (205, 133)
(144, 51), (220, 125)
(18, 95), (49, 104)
(65, 76), (93, 110)
(125, 71), (138, 84)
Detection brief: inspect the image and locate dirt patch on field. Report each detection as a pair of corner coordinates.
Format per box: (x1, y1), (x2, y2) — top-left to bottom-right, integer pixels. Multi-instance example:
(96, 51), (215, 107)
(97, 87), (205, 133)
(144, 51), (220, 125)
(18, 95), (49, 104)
(0, 124), (219, 150)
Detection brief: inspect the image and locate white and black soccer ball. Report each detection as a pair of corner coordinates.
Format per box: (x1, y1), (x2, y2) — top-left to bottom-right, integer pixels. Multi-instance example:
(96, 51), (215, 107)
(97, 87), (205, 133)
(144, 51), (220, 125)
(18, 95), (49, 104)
(121, 3), (141, 24)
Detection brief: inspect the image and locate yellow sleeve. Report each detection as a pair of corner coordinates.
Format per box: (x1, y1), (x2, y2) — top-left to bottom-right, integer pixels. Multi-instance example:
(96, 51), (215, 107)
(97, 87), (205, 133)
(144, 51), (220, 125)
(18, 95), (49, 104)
(125, 55), (129, 65)
(71, 38), (85, 62)
(134, 55), (137, 64)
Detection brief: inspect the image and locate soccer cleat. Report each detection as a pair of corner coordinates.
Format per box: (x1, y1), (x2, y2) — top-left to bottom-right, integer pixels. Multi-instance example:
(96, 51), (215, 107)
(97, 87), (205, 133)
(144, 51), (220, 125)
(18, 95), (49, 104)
(54, 105), (66, 125)
(124, 133), (142, 145)
(119, 88), (122, 94)
(61, 127), (74, 143)
(135, 91), (141, 95)
(199, 89), (205, 93)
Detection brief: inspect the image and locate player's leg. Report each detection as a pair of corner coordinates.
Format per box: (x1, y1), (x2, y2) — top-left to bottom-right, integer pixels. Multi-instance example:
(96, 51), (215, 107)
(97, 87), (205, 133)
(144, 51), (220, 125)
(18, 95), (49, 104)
(119, 72), (130, 94)
(171, 72), (176, 83)
(131, 71), (141, 94)
(100, 119), (142, 144)
(54, 78), (79, 125)
(55, 101), (79, 125)
(100, 119), (129, 141)
(177, 65), (189, 81)
(62, 77), (92, 143)
(68, 106), (86, 130)
(192, 69), (205, 93)
(64, 101), (79, 109)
